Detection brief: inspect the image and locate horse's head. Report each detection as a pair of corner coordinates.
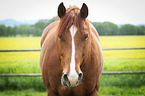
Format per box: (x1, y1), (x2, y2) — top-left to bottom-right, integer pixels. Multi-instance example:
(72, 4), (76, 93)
(57, 2), (90, 87)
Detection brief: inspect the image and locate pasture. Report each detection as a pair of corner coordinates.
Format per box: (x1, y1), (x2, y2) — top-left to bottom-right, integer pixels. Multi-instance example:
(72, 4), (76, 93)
(0, 36), (145, 96)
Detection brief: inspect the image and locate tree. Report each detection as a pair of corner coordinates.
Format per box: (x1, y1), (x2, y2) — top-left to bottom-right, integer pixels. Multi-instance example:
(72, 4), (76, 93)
(1, 16), (145, 36)
(13, 25), (18, 36)
(103, 22), (119, 35)
(136, 26), (145, 35)
(119, 24), (137, 35)
(7, 26), (13, 36)
(32, 18), (56, 36)
(0, 25), (6, 36)
(91, 21), (119, 35)
(18, 25), (31, 36)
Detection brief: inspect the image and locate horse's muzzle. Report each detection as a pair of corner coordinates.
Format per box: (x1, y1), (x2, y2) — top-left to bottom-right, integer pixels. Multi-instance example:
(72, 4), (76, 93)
(61, 73), (83, 87)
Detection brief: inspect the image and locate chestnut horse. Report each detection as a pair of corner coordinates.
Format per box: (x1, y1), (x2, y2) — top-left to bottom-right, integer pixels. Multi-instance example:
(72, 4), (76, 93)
(40, 2), (103, 96)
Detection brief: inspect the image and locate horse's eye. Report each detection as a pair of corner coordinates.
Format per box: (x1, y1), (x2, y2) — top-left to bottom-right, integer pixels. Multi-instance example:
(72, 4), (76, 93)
(84, 34), (88, 40)
(58, 35), (62, 40)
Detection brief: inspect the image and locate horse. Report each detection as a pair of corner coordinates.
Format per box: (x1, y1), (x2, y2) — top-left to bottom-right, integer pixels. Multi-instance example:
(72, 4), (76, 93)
(40, 2), (103, 96)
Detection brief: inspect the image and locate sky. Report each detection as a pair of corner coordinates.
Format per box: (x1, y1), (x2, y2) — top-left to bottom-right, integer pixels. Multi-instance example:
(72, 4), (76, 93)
(0, 0), (145, 25)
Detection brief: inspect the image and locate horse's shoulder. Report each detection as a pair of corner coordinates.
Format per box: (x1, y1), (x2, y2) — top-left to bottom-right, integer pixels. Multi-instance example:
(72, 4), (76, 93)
(41, 20), (59, 46)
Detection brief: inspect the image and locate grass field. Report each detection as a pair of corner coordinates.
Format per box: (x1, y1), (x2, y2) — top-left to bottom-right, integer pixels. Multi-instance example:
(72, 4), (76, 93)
(0, 36), (145, 96)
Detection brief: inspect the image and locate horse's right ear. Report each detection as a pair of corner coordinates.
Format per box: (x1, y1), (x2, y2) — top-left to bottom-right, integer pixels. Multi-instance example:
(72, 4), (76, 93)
(80, 3), (88, 18)
(58, 2), (66, 18)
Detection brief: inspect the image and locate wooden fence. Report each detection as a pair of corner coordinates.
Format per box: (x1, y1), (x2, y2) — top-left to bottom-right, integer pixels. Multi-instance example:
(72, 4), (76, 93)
(0, 47), (145, 52)
(0, 47), (145, 76)
(0, 71), (145, 77)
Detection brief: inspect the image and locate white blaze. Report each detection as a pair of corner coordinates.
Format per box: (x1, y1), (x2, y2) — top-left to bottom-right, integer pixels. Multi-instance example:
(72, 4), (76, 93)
(69, 25), (78, 86)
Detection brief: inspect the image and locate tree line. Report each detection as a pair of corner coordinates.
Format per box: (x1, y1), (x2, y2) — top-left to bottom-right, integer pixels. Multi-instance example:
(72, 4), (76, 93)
(0, 17), (56, 37)
(0, 18), (145, 37)
(91, 22), (145, 35)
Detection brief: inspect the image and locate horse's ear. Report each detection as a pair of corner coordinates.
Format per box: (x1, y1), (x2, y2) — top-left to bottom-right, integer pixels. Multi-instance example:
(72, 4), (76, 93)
(58, 2), (66, 18)
(80, 3), (88, 18)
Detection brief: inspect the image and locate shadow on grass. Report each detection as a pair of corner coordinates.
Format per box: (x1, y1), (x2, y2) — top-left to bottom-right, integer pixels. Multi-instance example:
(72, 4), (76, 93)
(0, 74), (144, 91)
(100, 74), (145, 87)
(0, 77), (46, 91)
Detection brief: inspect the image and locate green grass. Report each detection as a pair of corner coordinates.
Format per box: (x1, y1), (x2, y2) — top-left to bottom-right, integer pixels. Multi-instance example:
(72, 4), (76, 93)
(0, 52), (40, 74)
(0, 86), (144, 96)
(0, 50), (145, 74)
(99, 86), (145, 96)
(0, 36), (145, 95)
(0, 89), (47, 96)
(0, 74), (144, 96)
(99, 74), (145, 96)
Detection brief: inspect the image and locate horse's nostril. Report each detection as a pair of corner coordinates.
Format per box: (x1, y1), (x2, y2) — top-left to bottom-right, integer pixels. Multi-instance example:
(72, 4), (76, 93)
(63, 74), (71, 86)
(78, 73), (83, 81)
(63, 74), (68, 81)
(76, 73), (83, 85)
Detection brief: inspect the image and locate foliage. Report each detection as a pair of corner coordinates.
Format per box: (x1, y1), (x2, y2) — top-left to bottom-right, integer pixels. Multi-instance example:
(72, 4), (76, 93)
(136, 26), (145, 35)
(91, 21), (145, 35)
(0, 17), (145, 36)
(0, 17), (56, 37)
(119, 24), (137, 35)
(0, 25), (6, 36)
(91, 22), (119, 35)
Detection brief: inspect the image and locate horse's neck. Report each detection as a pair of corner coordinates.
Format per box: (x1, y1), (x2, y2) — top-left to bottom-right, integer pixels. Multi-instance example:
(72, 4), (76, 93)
(90, 29), (104, 75)
(89, 22), (100, 41)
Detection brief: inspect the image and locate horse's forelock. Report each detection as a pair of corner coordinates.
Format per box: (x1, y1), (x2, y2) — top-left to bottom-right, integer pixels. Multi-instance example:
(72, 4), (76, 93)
(57, 6), (89, 38)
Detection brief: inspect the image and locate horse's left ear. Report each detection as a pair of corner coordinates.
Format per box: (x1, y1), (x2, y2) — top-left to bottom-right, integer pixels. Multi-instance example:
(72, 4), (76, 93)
(80, 3), (88, 18)
(58, 2), (66, 18)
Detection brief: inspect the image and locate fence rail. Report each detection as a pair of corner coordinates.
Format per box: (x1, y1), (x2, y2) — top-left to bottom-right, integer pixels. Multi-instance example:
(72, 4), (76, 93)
(0, 49), (40, 52)
(0, 71), (145, 77)
(102, 47), (145, 50)
(0, 47), (145, 52)
(0, 47), (145, 76)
